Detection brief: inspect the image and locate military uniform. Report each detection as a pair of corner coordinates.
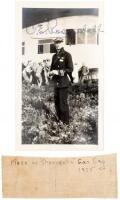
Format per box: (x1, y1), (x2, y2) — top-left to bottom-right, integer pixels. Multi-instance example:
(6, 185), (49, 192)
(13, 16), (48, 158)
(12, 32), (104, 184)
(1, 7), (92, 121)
(50, 47), (73, 124)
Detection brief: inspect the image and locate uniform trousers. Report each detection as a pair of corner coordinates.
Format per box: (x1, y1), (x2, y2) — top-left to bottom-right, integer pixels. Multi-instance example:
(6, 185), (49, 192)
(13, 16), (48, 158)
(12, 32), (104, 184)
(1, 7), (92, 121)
(54, 87), (69, 124)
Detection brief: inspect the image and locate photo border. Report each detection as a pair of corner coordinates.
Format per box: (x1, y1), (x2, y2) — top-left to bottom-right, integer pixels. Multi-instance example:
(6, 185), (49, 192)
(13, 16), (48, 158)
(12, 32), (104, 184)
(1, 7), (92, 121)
(16, 1), (104, 150)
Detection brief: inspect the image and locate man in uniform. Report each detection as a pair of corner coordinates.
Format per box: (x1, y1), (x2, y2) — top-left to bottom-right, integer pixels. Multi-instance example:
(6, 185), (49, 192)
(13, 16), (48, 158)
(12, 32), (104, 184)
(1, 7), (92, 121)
(49, 38), (73, 124)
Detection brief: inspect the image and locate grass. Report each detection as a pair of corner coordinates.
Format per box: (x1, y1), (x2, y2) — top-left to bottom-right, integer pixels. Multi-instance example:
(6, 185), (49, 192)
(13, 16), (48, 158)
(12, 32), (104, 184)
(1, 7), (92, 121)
(22, 81), (98, 144)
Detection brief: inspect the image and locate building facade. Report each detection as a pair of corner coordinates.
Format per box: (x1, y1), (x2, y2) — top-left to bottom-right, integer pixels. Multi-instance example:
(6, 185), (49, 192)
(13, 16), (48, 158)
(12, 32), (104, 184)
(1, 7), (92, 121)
(22, 15), (103, 81)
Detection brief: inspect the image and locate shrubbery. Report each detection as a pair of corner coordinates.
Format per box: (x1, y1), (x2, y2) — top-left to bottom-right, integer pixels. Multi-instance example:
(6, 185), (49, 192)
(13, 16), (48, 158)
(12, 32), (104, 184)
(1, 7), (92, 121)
(22, 81), (98, 144)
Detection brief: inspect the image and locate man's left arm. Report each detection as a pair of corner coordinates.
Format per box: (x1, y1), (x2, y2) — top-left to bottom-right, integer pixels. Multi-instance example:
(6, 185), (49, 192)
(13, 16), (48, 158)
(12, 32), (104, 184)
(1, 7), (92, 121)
(65, 53), (73, 73)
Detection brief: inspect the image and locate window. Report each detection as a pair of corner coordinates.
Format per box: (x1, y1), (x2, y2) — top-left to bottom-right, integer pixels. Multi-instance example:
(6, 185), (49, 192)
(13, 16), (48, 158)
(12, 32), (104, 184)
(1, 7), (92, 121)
(87, 28), (97, 44)
(77, 29), (85, 44)
(66, 29), (76, 45)
(50, 44), (56, 53)
(22, 42), (25, 55)
(38, 40), (56, 54)
(43, 44), (50, 53)
(38, 44), (51, 54)
(38, 45), (43, 54)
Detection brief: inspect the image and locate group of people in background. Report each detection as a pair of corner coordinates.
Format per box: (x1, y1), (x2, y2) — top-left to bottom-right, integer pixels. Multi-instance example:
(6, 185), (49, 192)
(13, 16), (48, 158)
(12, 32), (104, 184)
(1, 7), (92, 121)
(22, 59), (51, 86)
(22, 60), (91, 87)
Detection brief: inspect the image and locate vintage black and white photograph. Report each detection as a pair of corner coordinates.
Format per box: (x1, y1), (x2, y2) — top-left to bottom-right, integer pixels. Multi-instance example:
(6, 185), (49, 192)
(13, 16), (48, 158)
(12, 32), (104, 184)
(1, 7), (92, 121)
(16, 1), (103, 149)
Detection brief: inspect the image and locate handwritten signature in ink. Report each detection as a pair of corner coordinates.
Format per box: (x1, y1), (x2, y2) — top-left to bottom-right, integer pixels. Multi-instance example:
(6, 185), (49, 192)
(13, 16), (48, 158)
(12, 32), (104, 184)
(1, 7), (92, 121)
(26, 19), (103, 36)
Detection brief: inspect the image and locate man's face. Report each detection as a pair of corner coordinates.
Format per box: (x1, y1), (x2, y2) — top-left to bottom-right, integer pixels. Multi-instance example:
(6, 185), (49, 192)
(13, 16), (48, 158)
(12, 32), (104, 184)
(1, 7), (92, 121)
(55, 42), (63, 50)
(44, 59), (50, 67)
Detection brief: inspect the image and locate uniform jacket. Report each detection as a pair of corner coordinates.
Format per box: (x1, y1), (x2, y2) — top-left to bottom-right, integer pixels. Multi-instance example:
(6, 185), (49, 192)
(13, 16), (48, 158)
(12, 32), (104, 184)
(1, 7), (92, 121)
(50, 48), (73, 88)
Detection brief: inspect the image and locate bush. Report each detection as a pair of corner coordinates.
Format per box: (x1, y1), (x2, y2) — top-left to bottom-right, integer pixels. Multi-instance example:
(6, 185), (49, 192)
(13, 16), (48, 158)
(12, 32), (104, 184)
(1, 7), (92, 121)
(22, 81), (98, 144)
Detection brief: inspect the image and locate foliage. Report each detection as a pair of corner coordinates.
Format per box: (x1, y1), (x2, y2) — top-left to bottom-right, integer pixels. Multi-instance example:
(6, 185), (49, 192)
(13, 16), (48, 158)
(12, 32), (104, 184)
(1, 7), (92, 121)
(22, 81), (98, 144)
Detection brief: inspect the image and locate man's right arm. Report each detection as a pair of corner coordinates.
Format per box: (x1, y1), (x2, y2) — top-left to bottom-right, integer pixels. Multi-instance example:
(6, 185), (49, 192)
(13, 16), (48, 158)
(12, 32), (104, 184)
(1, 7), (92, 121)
(49, 55), (59, 76)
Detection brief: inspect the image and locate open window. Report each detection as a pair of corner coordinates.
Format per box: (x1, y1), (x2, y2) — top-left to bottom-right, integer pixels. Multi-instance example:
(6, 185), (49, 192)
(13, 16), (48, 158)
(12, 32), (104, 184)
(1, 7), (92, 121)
(66, 29), (76, 45)
(38, 44), (43, 54)
(50, 44), (56, 53)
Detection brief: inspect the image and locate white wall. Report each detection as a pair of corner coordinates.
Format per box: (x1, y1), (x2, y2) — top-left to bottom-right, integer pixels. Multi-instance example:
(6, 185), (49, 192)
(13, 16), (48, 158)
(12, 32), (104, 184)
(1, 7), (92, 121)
(22, 15), (103, 69)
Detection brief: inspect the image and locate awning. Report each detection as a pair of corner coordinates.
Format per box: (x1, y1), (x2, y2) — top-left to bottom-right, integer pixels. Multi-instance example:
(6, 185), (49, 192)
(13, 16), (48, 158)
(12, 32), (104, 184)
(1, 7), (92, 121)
(22, 8), (98, 28)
